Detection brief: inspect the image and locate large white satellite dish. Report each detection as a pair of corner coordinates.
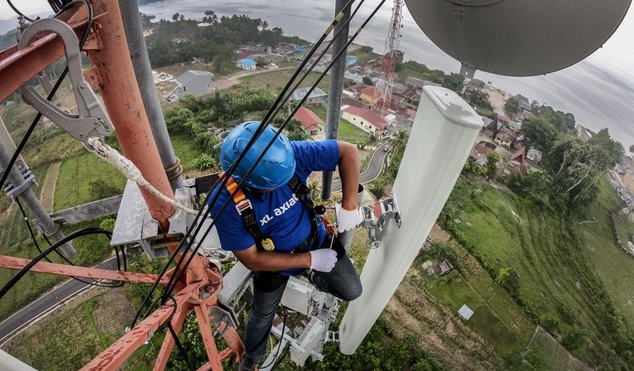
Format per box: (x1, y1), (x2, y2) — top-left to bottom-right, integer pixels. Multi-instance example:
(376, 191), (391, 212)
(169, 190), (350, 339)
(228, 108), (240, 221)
(404, 0), (632, 76)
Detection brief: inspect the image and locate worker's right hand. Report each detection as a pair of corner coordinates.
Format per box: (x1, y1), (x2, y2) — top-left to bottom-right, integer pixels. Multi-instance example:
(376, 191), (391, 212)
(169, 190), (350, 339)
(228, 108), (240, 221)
(309, 249), (337, 272)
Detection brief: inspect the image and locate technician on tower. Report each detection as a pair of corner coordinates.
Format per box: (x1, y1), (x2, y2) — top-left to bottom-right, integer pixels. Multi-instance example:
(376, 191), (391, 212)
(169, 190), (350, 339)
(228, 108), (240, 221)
(209, 121), (363, 371)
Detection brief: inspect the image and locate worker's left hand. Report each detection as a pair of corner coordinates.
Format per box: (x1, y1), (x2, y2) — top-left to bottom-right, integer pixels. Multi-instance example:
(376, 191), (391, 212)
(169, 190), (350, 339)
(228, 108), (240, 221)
(336, 204), (362, 233)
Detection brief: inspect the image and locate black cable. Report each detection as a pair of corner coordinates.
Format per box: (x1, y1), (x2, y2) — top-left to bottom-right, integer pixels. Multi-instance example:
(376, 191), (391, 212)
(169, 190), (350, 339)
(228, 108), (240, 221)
(0, 0), (94, 199)
(159, 0), (368, 302)
(15, 198), (123, 288)
(259, 308), (289, 370)
(261, 0), (366, 132)
(133, 0), (384, 328)
(6, 0), (36, 22)
(153, 0), (385, 313)
(168, 322), (196, 371)
(0, 227), (112, 300)
(156, 295), (179, 333)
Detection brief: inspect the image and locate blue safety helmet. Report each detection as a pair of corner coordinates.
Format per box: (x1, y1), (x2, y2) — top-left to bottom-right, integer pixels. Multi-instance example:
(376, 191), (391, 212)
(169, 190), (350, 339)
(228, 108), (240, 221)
(220, 121), (296, 190)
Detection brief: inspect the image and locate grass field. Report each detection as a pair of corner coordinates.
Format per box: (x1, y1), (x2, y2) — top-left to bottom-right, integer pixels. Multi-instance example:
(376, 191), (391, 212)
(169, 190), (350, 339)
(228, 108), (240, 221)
(0, 165), (50, 247)
(54, 152), (126, 211)
(5, 288), (133, 370)
(239, 69), (331, 95)
(445, 176), (634, 365)
(310, 105), (371, 144)
(170, 134), (205, 174)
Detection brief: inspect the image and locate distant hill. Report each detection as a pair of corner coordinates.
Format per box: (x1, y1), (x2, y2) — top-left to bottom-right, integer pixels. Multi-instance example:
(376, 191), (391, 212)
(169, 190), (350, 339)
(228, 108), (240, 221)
(0, 18), (17, 37)
(0, 30), (17, 51)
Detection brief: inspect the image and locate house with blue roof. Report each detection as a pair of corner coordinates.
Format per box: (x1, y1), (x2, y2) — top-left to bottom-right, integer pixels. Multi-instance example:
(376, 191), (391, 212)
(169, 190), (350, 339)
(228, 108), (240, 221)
(237, 58), (257, 70)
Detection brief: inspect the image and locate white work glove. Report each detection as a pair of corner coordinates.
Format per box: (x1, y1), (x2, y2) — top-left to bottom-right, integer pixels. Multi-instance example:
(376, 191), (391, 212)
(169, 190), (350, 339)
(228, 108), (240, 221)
(309, 249), (337, 272)
(336, 204), (362, 233)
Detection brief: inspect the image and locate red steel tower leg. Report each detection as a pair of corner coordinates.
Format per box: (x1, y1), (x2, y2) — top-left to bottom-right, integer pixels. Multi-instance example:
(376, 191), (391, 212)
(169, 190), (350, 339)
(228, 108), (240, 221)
(84, 0), (176, 230)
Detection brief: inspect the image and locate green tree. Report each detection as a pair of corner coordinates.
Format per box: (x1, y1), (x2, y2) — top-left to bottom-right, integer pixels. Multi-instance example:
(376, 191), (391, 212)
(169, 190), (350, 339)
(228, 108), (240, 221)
(504, 97), (520, 117)
(255, 56), (267, 67)
(496, 267), (520, 298)
(442, 73), (465, 94)
(164, 107), (194, 134)
(362, 76), (374, 85)
(505, 171), (551, 209)
(545, 136), (607, 207)
(387, 130), (409, 179)
(520, 117), (559, 152)
(285, 118), (309, 141)
(485, 151), (500, 181)
(588, 128), (624, 167)
(468, 90), (492, 110)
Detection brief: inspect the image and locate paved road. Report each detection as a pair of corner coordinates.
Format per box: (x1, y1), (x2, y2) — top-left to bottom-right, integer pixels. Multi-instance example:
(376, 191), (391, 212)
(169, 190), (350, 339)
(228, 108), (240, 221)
(0, 257), (118, 346)
(331, 142), (390, 192)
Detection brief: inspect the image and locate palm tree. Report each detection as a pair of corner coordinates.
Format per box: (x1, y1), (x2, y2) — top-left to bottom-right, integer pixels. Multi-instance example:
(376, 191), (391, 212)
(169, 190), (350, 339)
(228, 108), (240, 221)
(387, 130), (409, 178)
(389, 130), (408, 158)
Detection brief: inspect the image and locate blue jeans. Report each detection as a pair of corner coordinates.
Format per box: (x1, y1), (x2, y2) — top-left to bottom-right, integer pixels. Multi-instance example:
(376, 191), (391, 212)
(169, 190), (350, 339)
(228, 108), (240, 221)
(244, 234), (362, 360)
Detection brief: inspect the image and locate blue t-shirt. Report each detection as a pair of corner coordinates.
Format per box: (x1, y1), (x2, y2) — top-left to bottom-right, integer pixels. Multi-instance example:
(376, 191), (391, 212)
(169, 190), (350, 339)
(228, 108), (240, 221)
(209, 140), (340, 275)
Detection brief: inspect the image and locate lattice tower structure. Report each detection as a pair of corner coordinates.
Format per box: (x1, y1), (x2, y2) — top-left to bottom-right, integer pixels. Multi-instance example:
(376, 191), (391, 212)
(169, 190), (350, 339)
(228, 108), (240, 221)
(374, 0), (404, 115)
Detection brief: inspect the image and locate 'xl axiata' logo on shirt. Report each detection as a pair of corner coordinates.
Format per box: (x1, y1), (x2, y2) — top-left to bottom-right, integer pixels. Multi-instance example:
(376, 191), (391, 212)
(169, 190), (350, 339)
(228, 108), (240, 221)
(259, 194), (299, 226)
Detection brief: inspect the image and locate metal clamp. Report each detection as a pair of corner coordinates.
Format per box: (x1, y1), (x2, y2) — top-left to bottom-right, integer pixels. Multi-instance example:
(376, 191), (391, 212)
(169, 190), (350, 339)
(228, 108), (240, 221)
(3, 169), (36, 199)
(325, 330), (340, 343)
(18, 18), (114, 146)
(362, 194), (401, 249)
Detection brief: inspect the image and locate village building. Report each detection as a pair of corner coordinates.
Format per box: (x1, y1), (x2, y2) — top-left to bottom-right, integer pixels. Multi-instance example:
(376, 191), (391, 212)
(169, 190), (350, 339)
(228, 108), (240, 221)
(495, 127), (516, 146)
(482, 117), (503, 138)
(458, 304), (474, 321)
(404, 76), (425, 90)
(468, 79), (486, 88)
(165, 70), (213, 102)
(359, 85), (404, 111)
(527, 148), (543, 163)
(341, 95), (368, 109)
(515, 94), (532, 112)
(236, 58), (257, 70)
(341, 106), (387, 137)
(289, 87), (328, 104)
(344, 83), (369, 98)
(512, 133), (527, 150)
(575, 124), (594, 141)
(497, 113), (512, 127)
(293, 107), (325, 136)
(507, 146), (529, 175)
(469, 140), (497, 167)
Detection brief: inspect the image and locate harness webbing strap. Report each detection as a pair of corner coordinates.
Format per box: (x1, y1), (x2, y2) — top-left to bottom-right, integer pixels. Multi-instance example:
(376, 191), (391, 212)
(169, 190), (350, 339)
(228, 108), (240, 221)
(225, 175), (263, 251)
(222, 173), (320, 253)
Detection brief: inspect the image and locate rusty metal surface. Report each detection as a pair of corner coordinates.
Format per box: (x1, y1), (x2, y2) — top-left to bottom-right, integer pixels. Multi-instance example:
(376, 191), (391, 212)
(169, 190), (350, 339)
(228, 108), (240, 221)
(0, 255), (169, 285)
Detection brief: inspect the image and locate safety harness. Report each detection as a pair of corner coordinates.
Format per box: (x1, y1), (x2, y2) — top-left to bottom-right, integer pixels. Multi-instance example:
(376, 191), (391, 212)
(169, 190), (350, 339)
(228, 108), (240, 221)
(223, 173), (325, 253)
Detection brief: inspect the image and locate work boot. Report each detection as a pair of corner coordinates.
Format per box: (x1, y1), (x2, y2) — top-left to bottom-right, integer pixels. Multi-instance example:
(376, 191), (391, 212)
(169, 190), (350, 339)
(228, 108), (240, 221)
(238, 356), (257, 371)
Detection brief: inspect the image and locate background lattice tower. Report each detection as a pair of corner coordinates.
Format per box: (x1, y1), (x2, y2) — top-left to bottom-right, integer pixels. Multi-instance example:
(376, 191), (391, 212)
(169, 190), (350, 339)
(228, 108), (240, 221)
(374, 0), (404, 115)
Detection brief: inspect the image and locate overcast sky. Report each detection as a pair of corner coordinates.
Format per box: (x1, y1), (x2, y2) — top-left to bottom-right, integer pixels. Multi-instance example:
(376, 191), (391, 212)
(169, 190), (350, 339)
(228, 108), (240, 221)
(1, 1), (633, 143)
(2, 1), (632, 69)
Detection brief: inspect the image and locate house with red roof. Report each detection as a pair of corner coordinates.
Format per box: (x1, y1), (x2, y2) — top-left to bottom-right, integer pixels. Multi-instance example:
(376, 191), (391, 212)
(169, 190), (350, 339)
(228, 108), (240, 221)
(341, 106), (387, 137)
(507, 146), (529, 175)
(293, 106), (325, 136)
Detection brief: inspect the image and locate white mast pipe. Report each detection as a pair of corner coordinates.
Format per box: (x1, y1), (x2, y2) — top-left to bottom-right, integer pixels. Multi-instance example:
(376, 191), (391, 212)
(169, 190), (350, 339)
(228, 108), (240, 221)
(339, 86), (483, 354)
